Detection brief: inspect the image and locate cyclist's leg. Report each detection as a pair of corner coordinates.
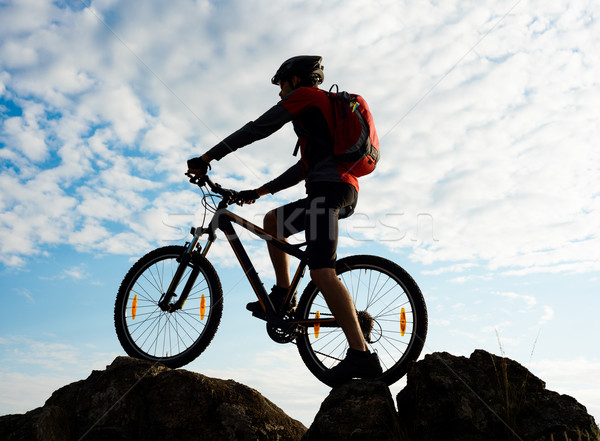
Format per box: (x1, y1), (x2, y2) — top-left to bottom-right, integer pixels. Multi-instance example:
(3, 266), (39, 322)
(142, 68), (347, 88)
(304, 182), (365, 350)
(310, 267), (367, 351)
(263, 198), (307, 289)
(245, 199), (308, 313)
(264, 210), (291, 288)
(305, 183), (381, 382)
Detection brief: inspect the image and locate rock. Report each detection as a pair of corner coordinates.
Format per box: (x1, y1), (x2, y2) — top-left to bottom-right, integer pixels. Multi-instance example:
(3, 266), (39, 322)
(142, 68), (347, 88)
(302, 380), (407, 441)
(0, 356), (306, 441)
(396, 350), (600, 441)
(2, 351), (598, 441)
(0, 405), (69, 441)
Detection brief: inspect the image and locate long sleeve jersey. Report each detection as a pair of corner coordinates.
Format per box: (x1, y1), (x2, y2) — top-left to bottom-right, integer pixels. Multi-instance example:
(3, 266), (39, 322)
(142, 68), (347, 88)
(206, 87), (359, 194)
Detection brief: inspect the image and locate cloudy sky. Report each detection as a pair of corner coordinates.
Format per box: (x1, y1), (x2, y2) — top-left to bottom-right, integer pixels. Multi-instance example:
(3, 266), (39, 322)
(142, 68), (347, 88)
(1, 0), (599, 428)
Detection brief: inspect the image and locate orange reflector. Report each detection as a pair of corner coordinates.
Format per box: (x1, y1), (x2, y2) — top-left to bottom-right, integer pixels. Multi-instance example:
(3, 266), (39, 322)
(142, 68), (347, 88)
(400, 308), (406, 336)
(314, 311), (320, 338)
(131, 295), (138, 320)
(200, 294), (206, 320)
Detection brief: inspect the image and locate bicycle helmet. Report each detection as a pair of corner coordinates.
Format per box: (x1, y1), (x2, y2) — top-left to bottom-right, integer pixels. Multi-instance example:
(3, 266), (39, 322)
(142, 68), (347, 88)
(271, 55), (324, 85)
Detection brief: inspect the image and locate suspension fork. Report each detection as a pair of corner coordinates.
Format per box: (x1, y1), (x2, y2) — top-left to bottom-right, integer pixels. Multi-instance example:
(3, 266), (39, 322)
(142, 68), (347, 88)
(158, 227), (215, 312)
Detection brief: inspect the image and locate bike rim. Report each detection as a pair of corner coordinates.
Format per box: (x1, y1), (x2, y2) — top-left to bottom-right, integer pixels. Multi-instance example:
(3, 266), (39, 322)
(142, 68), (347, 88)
(121, 253), (215, 361)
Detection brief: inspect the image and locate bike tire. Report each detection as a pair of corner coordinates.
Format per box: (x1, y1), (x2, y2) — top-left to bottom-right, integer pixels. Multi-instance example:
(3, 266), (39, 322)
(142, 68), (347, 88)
(296, 255), (427, 386)
(114, 245), (223, 368)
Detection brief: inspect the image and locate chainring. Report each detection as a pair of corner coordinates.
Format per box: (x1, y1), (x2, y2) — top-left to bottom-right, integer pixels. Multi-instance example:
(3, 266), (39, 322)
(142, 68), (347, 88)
(266, 317), (301, 344)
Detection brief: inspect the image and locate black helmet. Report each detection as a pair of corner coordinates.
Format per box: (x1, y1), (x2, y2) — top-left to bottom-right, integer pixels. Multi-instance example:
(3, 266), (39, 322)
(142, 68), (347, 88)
(271, 55), (324, 85)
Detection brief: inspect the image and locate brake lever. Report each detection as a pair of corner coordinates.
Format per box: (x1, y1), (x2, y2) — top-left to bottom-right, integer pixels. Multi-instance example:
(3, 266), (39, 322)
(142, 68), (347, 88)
(185, 172), (207, 186)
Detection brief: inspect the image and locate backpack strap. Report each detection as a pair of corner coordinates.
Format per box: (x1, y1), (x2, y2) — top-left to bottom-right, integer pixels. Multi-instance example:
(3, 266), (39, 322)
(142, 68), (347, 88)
(293, 85), (340, 158)
(329, 84), (354, 118)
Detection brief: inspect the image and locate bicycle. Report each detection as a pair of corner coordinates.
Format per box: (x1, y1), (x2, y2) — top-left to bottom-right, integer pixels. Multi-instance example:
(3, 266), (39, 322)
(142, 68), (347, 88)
(114, 174), (428, 386)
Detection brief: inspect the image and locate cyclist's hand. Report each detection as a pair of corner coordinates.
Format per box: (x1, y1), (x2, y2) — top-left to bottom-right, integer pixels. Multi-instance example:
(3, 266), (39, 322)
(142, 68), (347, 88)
(236, 189), (260, 205)
(187, 156), (210, 174)
(186, 156), (211, 182)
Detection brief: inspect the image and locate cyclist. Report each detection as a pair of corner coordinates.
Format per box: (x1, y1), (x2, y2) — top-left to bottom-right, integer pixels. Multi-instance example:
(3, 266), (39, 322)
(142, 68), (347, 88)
(187, 55), (382, 385)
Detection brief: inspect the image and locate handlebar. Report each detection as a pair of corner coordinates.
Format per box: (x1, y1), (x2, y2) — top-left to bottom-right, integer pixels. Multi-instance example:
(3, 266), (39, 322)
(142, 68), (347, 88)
(185, 172), (240, 206)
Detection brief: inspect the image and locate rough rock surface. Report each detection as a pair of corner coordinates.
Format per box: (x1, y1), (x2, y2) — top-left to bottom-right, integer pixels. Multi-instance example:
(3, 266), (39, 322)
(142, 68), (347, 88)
(302, 380), (407, 441)
(397, 350), (600, 441)
(0, 356), (306, 441)
(2, 351), (598, 441)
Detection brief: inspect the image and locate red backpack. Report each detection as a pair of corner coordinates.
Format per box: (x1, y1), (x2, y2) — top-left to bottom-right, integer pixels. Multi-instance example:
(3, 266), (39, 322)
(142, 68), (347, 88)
(327, 85), (380, 177)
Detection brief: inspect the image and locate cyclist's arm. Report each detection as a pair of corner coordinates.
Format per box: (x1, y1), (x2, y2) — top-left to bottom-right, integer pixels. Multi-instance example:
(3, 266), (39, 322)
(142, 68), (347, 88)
(263, 161), (304, 194)
(205, 104), (292, 161)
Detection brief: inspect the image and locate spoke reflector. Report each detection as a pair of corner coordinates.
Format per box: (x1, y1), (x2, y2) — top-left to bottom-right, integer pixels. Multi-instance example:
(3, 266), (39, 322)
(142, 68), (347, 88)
(200, 294), (206, 320)
(131, 295), (138, 320)
(400, 307), (406, 336)
(314, 311), (320, 338)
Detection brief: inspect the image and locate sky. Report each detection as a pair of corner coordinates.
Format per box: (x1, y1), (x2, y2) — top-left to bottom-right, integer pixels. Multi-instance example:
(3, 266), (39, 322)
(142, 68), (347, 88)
(1, 0), (599, 429)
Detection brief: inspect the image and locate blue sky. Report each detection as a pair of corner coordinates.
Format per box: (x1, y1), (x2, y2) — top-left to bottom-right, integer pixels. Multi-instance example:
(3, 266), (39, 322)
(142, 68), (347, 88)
(1, 0), (599, 427)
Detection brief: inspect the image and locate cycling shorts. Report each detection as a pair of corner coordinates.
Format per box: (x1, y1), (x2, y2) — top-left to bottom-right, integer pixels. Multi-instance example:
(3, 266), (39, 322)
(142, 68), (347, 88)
(274, 182), (358, 269)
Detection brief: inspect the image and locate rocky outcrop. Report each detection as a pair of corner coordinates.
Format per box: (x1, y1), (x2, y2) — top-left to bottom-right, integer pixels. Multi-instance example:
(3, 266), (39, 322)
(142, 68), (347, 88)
(397, 350), (600, 441)
(302, 380), (406, 440)
(0, 356), (306, 441)
(1, 351), (598, 441)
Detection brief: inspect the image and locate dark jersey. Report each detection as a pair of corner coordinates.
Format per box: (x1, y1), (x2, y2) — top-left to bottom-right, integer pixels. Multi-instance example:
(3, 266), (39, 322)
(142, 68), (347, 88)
(206, 87), (359, 193)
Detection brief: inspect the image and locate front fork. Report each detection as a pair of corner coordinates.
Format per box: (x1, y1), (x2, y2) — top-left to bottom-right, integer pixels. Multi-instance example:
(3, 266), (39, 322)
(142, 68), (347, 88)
(158, 226), (214, 312)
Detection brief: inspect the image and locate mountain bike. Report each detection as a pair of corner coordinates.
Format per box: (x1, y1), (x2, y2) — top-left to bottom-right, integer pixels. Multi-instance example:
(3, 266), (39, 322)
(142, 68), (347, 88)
(114, 175), (428, 386)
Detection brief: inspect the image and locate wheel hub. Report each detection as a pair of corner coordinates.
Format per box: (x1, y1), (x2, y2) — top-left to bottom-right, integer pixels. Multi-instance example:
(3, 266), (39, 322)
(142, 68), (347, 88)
(357, 310), (382, 344)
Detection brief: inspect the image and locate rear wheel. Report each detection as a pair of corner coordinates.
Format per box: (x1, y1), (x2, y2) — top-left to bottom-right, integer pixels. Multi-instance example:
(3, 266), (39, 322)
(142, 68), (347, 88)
(296, 255), (427, 386)
(114, 246), (223, 368)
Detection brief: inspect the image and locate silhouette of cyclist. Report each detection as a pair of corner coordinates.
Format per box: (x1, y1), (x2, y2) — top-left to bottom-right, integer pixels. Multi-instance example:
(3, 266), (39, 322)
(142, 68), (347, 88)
(187, 55), (382, 385)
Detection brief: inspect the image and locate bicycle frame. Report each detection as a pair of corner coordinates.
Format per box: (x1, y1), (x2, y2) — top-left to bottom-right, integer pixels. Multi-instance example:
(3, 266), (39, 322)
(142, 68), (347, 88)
(204, 206), (307, 318)
(160, 176), (338, 330)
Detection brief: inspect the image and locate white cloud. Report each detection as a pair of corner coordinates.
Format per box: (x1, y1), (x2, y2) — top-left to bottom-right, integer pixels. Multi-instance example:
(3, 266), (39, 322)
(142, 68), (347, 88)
(83, 85), (148, 145)
(448, 274), (493, 284)
(0, 0), (598, 278)
(14, 288), (35, 304)
(2, 104), (48, 163)
(0, 335), (119, 415)
(529, 357), (600, 421)
(538, 305), (554, 325)
(422, 263), (480, 276)
(0, 370), (73, 415)
(0, 171), (78, 263)
(62, 264), (91, 281)
(492, 291), (537, 309)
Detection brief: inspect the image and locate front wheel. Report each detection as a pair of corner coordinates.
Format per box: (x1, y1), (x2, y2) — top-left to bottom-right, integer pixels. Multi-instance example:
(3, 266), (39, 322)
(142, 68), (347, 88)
(296, 255), (428, 386)
(114, 245), (223, 368)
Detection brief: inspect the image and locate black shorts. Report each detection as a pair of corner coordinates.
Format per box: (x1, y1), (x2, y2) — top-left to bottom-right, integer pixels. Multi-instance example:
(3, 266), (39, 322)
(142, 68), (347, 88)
(274, 182), (358, 269)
